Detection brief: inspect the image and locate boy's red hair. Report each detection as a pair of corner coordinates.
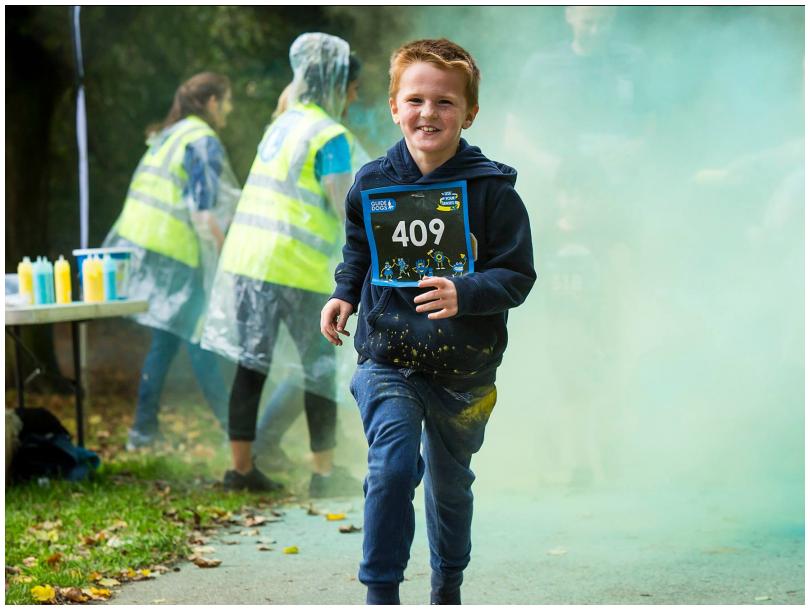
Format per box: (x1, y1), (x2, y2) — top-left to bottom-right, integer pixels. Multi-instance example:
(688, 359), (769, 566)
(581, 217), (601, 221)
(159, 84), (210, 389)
(389, 39), (480, 108)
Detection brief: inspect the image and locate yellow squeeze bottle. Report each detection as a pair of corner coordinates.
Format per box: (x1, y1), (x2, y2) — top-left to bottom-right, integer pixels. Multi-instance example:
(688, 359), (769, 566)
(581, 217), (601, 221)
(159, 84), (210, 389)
(82, 255), (104, 302)
(55, 255), (72, 304)
(17, 256), (34, 305)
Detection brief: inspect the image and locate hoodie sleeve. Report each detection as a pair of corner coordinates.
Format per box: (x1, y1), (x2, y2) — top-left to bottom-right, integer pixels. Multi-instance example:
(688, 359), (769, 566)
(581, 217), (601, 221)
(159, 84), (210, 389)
(331, 178), (369, 309)
(450, 183), (536, 316)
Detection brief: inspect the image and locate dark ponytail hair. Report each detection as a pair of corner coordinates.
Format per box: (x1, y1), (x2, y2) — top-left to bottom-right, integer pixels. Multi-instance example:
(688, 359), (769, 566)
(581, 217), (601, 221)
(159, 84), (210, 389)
(147, 72), (231, 136)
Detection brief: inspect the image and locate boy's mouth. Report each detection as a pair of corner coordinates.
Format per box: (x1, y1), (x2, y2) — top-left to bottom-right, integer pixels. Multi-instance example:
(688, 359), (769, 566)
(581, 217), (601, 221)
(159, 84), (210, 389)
(418, 126), (440, 133)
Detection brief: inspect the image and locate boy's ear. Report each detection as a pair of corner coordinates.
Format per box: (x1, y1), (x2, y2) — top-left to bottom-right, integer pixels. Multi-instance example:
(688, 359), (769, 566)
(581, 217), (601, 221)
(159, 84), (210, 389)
(389, 97), (400, 125)
(462, 104), (480, 130)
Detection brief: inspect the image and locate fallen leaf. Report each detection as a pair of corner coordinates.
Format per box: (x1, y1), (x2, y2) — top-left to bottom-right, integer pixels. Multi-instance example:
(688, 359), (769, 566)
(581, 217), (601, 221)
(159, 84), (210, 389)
(755, 596), (771, 602)
(244, 515), (267, 527)
(23, 557), (38, 567)
(106, 535), (125, 548)
(150, 565), (171, 574)
(271, 510), (284, 517)
(139, 569), (152, 577)
(257, 546), (272, 551)
(306, 505), (320, 516)
(107, 519), (128, 531)
(283, 546), (299, 555)
(98, 578), (121, 587)
(6, 565), (21, 575)
(31, 585), (56, 602)
(192, 557), (222, 568)
(152, 599), (168, 604)
(60, 587), (89, 603)
(547, 547), (568, 556)
(44, 552), (63, 567)
(85, 587), (111, 600)
(12, 575), (34, 584)
(194, 546), (216, 554)
(339, 524), (362, 534)
(240, 529), (260, 537)
(223, 540), (239, 545)
(41, 520), (62, 531)
(89, 571), (103, 581)
(326, 513), (346, 521)
(33, 529), (59, 543)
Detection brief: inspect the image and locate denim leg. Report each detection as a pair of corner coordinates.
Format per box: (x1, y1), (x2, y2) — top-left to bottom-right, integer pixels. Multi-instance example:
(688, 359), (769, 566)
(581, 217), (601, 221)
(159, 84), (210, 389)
(132, 328), (182, 435)
(253, 380), (301, 455)
(186, 341), (229, 431)
(351, 362), (426, 591)
(422, 383), (497, 597)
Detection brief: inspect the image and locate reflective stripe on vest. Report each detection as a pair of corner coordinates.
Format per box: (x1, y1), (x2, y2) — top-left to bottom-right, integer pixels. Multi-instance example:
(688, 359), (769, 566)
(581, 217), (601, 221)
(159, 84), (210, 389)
(221, 104), (348, 293)
(116, 116), (217, 268)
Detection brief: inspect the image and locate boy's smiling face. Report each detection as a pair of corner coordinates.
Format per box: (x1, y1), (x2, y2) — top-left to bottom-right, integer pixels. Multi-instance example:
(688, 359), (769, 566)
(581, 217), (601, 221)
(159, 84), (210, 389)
(390, 61), (479, 175)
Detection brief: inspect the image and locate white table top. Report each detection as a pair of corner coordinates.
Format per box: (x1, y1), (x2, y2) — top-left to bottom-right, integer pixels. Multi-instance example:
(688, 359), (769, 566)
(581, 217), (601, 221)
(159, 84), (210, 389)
(5, 300), (148, 326)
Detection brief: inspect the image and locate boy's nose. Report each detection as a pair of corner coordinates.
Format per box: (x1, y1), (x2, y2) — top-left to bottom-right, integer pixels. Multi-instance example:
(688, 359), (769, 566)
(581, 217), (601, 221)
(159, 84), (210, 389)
(420, 103), (438, 119)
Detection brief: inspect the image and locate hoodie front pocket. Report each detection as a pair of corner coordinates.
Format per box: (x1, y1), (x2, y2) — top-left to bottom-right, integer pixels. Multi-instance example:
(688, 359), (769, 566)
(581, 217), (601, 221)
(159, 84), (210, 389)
(364, 287), (392, 332)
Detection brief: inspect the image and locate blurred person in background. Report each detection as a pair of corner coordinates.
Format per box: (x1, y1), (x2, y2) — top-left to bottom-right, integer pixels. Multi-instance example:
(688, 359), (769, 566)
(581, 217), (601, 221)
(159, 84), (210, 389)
(104, 72), (241, 451)
(202, 33), (363, 496)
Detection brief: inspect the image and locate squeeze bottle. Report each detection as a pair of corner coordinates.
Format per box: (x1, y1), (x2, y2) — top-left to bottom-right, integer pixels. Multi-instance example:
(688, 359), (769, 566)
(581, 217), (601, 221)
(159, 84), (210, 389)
(55, 255), (72, 304)
(82, 256), (104, 302)
(33, 257), (53, 305)
(17, 256), (34, 305)
(45, 259), (55, 304)
(103, 254), (117, 301)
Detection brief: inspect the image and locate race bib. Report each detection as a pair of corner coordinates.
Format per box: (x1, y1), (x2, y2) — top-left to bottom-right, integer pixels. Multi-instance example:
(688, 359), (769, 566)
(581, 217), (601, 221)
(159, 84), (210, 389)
(361, 181), (474, 287)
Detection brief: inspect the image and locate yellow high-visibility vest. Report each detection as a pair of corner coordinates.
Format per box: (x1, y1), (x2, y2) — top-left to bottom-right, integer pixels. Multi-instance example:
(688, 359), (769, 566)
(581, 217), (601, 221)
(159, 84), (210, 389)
(116, 115), (217, 268)
(221, 103), (349, 294)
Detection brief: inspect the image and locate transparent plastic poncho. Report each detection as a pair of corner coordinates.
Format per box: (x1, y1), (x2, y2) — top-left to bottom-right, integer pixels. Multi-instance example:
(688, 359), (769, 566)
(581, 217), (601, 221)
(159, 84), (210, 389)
(201, 33), (363, 401)
(104, 125), (240, 343)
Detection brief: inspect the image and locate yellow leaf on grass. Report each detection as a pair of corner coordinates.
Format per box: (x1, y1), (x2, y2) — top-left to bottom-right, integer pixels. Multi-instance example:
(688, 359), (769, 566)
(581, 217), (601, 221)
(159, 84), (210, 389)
(326, 513), (346, 521)
(30, 585), (56, 602)
(139, 569), (152, 577)
(89, 571), (103, 581)
(12, 575), (34, 584)
(283, 546), (299, 554)
(23, 556), (38, 567)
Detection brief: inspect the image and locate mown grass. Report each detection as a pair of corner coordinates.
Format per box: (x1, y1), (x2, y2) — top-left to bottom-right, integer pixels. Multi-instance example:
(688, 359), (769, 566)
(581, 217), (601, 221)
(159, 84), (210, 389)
(5, 392), (289, 604)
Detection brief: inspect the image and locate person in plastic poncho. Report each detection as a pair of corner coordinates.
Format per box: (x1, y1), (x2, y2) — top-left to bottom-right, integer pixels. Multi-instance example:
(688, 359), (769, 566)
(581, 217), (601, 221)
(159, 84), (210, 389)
(202, 33), (363, 495)
(104, 72), (241, 450)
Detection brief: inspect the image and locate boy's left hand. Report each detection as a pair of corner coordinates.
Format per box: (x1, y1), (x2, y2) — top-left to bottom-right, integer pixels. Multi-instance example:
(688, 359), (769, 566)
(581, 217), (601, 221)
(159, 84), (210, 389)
(414, 277), (458, 319)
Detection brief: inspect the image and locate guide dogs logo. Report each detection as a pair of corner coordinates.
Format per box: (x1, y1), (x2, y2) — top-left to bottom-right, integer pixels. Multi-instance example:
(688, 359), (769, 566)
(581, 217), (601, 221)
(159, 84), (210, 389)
(436, 191), (460, 212)
(370, 198), (396, 213)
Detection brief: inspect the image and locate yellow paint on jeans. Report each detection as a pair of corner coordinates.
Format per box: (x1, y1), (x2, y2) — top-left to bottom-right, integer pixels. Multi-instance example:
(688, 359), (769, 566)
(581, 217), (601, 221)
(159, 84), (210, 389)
(455, 386), (497, 426)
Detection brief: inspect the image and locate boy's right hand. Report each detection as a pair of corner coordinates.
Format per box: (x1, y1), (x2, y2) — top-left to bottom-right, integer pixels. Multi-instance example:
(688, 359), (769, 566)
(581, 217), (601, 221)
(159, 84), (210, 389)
(320, 298), (353, 346)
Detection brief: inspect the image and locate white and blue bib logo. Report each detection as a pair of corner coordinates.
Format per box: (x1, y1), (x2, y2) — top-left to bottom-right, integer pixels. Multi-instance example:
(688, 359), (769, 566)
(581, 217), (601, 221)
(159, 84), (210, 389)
(370, 198), (396, 213)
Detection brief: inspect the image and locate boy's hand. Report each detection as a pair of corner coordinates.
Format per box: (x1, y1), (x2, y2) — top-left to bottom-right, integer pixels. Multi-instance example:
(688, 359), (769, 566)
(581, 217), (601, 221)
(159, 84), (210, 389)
(320, 298), (353, 346)
(414, 277), (458, 319)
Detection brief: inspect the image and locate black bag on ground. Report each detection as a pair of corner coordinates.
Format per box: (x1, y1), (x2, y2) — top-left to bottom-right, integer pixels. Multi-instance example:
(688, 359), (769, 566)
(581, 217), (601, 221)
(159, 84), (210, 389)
(9, 408), (100, 483)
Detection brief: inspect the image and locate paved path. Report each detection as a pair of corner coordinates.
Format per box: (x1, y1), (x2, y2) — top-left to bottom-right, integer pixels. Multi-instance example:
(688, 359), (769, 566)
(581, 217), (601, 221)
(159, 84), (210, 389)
(106, 482), (803, 605)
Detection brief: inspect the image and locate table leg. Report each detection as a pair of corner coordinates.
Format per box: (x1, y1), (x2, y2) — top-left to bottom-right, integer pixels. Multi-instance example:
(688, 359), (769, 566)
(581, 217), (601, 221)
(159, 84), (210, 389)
(71, 320), (85, 448)
(12, 325), (24, 410)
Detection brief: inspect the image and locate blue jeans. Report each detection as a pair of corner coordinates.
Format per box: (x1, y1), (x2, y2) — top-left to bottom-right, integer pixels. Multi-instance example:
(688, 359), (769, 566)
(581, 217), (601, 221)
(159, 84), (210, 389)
(350, 360), (497, 595)
(132, 328), (229, 435)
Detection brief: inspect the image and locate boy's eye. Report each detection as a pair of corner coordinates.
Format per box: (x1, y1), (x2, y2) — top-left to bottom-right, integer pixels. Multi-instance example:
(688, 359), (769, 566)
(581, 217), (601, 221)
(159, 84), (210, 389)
(407, 97), (423, 104)
(439, 99), (453, 105)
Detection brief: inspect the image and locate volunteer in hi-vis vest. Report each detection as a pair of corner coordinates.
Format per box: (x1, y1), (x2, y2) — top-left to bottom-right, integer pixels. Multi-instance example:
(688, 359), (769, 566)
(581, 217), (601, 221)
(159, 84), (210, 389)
(104, 72), (241, 451)
(202, 33), (363, 496)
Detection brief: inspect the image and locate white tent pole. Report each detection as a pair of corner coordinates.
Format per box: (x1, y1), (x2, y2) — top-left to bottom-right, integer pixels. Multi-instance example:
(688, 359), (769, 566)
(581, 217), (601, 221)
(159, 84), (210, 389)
(72, 6), (89, 249)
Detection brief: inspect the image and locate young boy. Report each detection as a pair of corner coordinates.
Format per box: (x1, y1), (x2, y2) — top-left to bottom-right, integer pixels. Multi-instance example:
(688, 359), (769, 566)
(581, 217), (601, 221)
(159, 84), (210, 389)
(320, 39), (536, 605)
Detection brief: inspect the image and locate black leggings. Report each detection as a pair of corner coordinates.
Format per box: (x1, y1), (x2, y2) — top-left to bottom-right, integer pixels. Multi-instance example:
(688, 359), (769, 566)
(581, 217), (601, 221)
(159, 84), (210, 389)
(228, 364), (336, 451)
(227, 278), (336, 451)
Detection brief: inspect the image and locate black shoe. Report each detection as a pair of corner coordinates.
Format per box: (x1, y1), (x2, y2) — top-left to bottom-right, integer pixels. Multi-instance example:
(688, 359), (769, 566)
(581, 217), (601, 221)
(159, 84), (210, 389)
(309, 466), (362, 498)
(223, 467), (284, 492)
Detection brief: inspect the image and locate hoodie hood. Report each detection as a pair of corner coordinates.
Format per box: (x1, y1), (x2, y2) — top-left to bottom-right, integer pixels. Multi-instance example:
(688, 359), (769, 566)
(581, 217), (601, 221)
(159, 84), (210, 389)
(380, 138), (517, 186)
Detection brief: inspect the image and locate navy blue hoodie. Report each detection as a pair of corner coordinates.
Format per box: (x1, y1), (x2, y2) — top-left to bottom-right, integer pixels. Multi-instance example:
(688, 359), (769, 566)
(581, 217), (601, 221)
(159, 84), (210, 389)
(332, 138), (536, 389)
